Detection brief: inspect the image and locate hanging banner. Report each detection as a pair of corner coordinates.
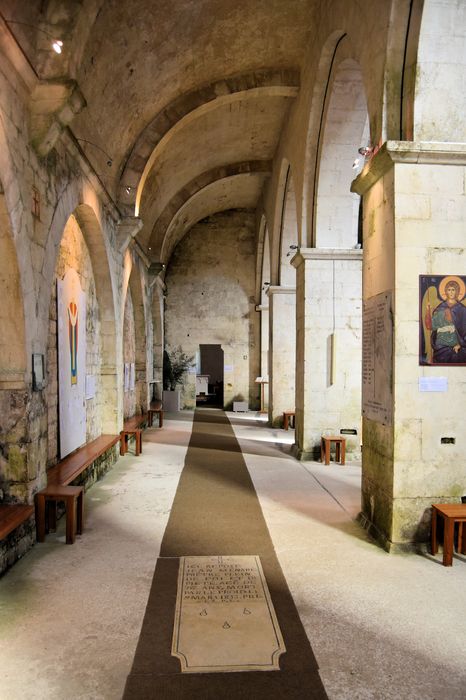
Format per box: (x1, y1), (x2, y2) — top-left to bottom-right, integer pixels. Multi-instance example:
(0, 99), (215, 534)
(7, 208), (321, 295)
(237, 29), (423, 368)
(57, 268), (87, 457)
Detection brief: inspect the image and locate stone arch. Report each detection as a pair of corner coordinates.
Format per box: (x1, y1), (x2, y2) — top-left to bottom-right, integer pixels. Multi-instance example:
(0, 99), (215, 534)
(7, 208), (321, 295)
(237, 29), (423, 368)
(42, 191), (120, 435)
(151, 280), (164, 400)
(314, 57), (369, 249)
(118, 69), (299, 215)
(270, 158), (291, 285)
(160, 173), (268, 263)
(302, 30), (347, 247)
(256, 216), (270, 408)
(127, 255), (150, 414)
(278, 169), (299, 285)
(147, 160), (272, 257)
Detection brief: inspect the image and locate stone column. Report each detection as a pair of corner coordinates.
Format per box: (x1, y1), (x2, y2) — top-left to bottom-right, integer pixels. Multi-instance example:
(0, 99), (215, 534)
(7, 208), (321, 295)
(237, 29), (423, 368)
(266, 286), (295, 426)
(256, 304), (269, 410)
(351, 141), (466, 550)
(292, 248), (363, 460)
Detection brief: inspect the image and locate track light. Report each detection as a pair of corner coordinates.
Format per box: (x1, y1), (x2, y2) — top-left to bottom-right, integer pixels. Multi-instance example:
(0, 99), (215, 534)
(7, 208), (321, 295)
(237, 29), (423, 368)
(76, 139), (113, 166)
(358, 146), (373, 158)
(2, 17), (64, 55)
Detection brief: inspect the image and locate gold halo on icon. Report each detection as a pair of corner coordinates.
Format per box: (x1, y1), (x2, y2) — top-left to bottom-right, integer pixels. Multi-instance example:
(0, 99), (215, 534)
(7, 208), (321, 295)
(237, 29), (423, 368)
(438, 275), (465, 301)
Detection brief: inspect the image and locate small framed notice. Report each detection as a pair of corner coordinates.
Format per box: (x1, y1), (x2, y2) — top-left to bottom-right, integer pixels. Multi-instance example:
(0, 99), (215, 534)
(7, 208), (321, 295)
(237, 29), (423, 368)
(85, 374), (96, 400)
(419, 376), (448, 392)
(32, 353), (45, 391)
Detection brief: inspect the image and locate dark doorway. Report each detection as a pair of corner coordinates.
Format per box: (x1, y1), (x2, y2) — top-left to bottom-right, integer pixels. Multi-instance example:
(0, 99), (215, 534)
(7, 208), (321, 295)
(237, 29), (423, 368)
(196, 344), (224, 407)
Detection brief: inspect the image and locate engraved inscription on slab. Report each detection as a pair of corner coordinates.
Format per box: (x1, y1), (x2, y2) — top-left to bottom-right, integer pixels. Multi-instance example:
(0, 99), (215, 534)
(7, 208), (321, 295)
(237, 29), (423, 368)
(362, 291), (393, 425)
(172, 555), (286, 673)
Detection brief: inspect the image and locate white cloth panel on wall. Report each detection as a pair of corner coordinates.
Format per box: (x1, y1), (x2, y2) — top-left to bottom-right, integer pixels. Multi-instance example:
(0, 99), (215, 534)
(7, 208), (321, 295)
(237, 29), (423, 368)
(57, 268), (87, 458)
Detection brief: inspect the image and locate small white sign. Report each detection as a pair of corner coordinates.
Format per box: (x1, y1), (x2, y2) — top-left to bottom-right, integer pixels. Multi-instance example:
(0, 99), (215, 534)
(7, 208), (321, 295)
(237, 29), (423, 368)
(129, 362), (135, 390)
(419, 376), (448, 392)
(85, 374), (96, 400)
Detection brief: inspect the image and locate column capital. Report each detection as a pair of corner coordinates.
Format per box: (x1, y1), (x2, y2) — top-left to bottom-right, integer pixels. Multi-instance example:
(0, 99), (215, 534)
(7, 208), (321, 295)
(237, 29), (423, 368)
(266, 285), (296, 297)
(351, 140), (466, 196)
(291, 248), (362, 268)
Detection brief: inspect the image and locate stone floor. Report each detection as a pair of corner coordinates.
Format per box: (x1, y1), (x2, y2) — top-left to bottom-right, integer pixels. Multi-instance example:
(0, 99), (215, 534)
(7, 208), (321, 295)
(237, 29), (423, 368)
(1, 411), (465, 699)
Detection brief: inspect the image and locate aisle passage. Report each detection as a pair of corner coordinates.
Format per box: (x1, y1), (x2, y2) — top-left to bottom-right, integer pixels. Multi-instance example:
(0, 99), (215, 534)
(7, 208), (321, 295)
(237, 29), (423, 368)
(124, 409), (327, 698)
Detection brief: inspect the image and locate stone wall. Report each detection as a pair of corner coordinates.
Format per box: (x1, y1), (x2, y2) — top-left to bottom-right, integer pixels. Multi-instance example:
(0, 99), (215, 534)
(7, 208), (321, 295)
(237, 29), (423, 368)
(164, 210), (260, 410)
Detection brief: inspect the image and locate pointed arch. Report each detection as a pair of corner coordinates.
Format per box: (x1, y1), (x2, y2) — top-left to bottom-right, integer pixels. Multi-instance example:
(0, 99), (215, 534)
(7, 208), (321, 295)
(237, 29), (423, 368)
(314, 57), (369, 249)
(127, 254), (150, 413)
(278, 170), (299, 285)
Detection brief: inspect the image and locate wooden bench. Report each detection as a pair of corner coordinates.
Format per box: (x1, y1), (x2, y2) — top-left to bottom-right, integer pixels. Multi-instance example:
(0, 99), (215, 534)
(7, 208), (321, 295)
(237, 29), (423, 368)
(148, 400), (163, 428)
(120, 414), (147, 456)
(47, 434), (120, 486)
(431, 503), (466, 566)
(0, 504), (34, 541)
(35, 433), (120, 544)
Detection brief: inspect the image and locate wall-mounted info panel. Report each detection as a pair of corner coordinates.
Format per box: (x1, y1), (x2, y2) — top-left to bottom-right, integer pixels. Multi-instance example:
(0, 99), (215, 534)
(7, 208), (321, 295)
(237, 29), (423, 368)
(57, 268), (87, 458)
(172, 555), (286, 673)
(362, 291), (393, 426)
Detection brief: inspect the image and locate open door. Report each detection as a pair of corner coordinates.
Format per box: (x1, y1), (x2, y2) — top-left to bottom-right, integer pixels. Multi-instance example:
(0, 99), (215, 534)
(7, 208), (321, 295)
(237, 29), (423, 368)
(196, 344), (224, 407)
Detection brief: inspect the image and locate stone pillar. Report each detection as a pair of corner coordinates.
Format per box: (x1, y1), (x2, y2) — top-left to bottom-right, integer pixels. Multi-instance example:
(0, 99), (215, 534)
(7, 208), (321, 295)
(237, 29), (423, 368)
(292, 248), (363, 460)
(256, 304), (269, 410)
(267, 286), (295, 426)
(351, 141), (466, 550)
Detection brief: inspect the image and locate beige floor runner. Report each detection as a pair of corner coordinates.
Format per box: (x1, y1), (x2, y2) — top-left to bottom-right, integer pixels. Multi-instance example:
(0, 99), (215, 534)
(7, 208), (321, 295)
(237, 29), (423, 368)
(124, 409), (328, 699)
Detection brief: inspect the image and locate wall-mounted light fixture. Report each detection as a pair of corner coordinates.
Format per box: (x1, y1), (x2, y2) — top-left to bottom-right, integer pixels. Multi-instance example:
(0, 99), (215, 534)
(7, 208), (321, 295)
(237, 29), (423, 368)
(75, 138), (113, 166)
(358, 145), (373, 158)
(286, 244), (298, 257)
(2, 17), (64, 54)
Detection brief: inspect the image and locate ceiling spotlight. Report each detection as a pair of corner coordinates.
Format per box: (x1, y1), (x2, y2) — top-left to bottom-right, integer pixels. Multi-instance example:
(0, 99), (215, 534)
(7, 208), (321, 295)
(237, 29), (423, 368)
(358, 146), (373, 158)
(125, 186), (132, 194)
(352, 158), (360, 169)
(3, 18), (64, 55)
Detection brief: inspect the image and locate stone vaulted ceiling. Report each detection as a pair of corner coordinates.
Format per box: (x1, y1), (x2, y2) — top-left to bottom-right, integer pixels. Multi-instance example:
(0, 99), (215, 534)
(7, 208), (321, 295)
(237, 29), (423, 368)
(3, 0), (316, 263)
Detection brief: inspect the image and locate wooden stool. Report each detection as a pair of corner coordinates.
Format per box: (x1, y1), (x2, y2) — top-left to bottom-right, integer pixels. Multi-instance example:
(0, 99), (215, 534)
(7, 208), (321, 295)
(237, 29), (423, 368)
(120, 428), (142, 456)
(321, 436), (346, 465)
(431, 503), (466, 566)
(35, 485), (83, 545)
(148, 405), (163, 428)
(283, 410), (295, 430)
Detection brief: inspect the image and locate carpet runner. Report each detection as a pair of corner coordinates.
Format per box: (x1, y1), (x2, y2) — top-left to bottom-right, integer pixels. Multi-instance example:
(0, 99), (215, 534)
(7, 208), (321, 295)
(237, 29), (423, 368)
(124, 409), (327, 698)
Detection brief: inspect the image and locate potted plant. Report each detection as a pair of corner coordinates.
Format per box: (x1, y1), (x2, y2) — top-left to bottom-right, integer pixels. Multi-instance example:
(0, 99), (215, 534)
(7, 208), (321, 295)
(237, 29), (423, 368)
(162, 346), (195, 411)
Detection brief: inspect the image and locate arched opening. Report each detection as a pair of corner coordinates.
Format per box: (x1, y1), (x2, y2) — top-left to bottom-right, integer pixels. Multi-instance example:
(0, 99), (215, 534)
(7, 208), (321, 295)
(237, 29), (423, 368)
(268, 163), (297, 426)
(128, 258), (149, 414)
(279, 170), (299, 285)
(47, 214), (105, 459)
(302, 55), (367, 457)
(45, 203), (119, 465)
(315, 58), (369, 249)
